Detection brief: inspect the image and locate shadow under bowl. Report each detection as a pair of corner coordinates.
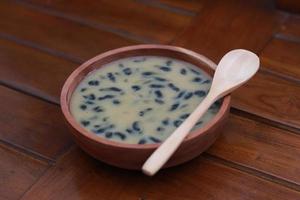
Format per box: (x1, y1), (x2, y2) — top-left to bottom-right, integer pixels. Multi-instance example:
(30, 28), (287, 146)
(60, 44), (231, 170)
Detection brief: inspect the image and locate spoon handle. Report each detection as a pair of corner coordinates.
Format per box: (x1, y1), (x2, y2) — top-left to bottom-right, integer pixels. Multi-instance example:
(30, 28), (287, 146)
(142, 92), (217, 176)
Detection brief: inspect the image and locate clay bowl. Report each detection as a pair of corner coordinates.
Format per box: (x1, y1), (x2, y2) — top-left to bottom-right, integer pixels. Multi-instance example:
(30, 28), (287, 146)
(60, 44), (231, 170)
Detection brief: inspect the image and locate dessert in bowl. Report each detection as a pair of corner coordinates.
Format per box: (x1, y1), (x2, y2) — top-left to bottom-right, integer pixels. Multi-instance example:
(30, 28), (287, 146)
(61, 44), (230, 169)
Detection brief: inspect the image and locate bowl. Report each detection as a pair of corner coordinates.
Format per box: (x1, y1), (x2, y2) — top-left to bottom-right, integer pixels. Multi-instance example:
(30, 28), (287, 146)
(60, 44), (231, 170)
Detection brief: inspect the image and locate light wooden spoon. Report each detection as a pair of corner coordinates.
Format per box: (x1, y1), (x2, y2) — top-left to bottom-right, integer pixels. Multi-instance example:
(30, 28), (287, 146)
(142, 49), (260, 176)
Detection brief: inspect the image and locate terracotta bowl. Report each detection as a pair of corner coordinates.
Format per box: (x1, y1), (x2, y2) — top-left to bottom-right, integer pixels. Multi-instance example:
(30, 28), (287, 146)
(60, 44), (231, 170)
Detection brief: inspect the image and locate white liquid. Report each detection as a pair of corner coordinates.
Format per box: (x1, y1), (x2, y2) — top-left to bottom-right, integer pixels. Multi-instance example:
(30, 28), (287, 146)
(70, 56), (220, 144)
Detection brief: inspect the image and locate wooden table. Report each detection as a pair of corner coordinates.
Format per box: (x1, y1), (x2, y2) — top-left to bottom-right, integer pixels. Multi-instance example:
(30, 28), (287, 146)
(1, 0), (300, 199)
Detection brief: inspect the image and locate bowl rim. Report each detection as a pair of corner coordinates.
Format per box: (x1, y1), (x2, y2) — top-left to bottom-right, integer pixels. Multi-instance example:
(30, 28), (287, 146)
(60, 44), (231, 150)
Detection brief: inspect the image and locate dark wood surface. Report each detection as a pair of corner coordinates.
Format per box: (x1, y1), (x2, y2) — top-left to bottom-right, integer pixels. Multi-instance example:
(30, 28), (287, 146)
(1, 0), (300, 199)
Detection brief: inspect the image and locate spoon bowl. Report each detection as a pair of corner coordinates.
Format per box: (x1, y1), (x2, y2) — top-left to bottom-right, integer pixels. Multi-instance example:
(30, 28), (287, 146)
(211, 49), (260, 97)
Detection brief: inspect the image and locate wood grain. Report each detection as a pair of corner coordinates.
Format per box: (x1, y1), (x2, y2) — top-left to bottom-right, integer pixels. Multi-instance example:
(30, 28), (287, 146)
(0, 0), (135, 62)
(21, 147), (131, 200)
(208, 114), (300, 185)
(260, 38), (300, 81)
(0, 143), (48, 200)
(0, 38), (77, 103)
(0, 85), (73, 160)
(174, 0), (283, 62)
(156, 0), (204, 12)
(21, 0), (192, 43)
(21, 147), (300, 200)
(231, 71), (300, 129)
(279, 14), (300, 38)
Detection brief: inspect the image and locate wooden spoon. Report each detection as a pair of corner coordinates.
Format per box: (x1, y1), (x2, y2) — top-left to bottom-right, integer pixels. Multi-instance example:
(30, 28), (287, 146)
(142, 49), (260, 176)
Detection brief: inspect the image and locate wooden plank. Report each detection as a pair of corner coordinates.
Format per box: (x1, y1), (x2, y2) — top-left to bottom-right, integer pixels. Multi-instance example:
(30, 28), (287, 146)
(260, 38), (300, 81)
(0, 143), (48, 200)
(22, 0), (192, 43)
(279, 15), (300, 38)
(0, 35), (128, 105)
(21, 147), (300, 200)
(208, 114), (300, 185)
(231, 71), (300, 129)
(21, 147), (128, 200)
(156, 0), (204, 12)
(0, 38), (77, 103)
(0, 0), (135, 62)
(0, 85), (73, 160)
(174, 0), (283, 62)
